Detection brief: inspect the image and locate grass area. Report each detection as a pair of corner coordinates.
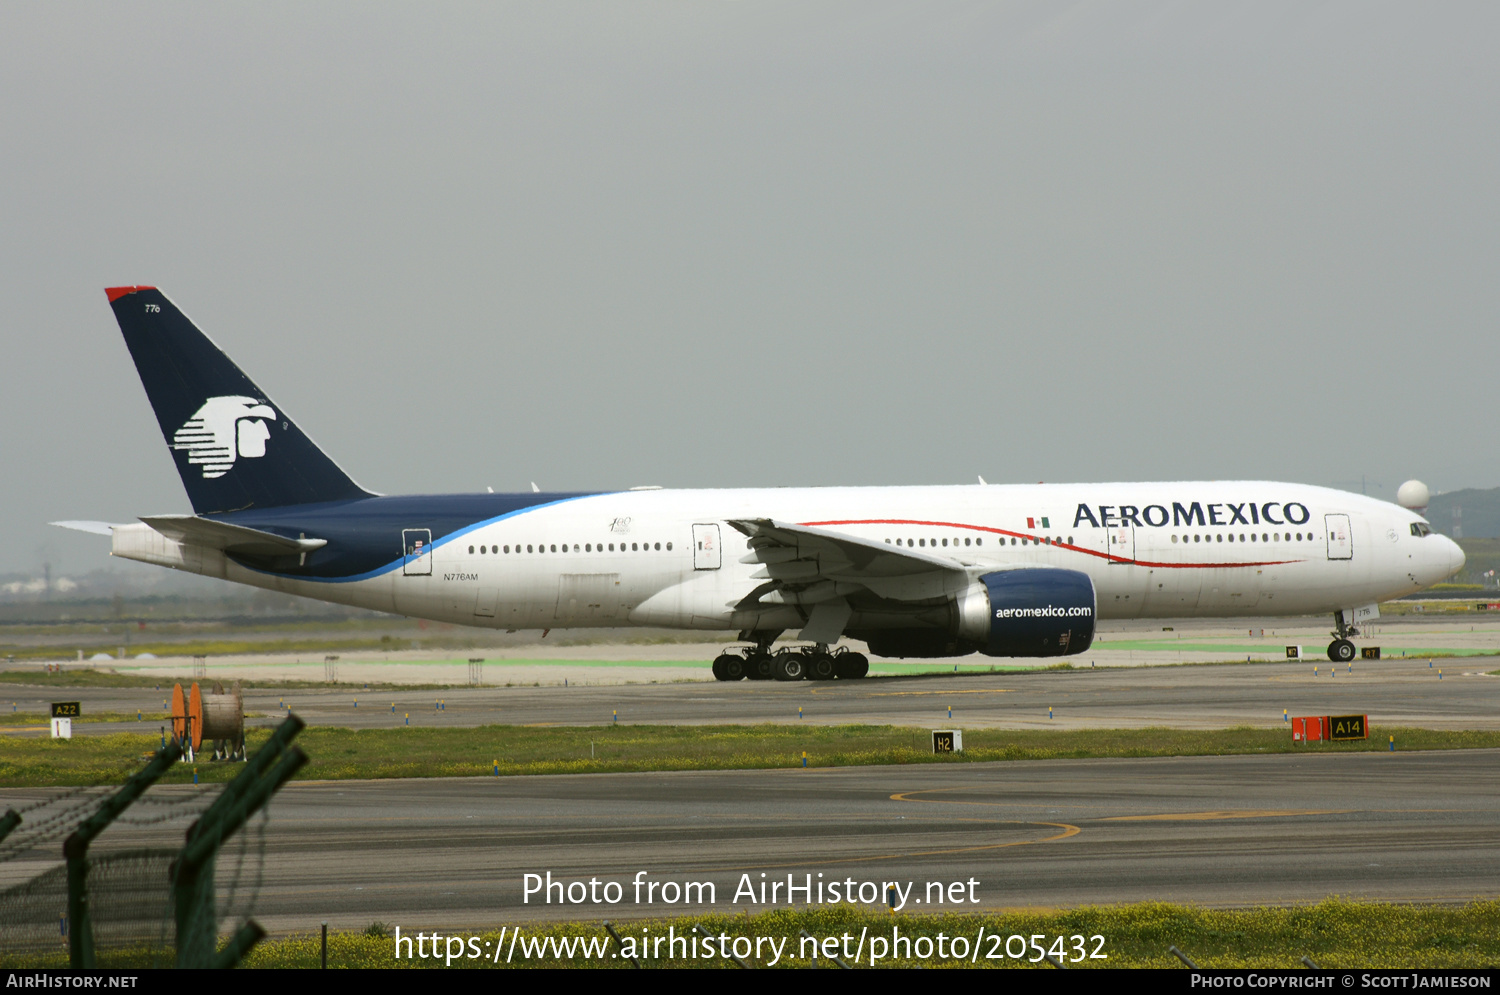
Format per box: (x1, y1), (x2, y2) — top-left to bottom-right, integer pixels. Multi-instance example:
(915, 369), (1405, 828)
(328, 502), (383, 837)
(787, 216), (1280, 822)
(3, 723), (1498, 788)
(0, 625), (746, 661)
(6, 901), (1495, 968)
(0, 637), (414, 661)
(0, 668), (174, 688)
(0, 710), (168, 726)
(0, 669), (452, 691)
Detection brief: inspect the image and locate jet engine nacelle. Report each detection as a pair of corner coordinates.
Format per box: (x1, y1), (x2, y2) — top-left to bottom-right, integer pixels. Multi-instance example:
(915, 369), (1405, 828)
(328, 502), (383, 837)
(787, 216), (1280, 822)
(955, 568), (1096, 657)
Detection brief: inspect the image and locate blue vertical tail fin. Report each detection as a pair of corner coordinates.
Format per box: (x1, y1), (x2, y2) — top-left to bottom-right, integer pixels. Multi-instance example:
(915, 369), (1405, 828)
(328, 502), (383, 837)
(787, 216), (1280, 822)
(106, 286), (371, 514)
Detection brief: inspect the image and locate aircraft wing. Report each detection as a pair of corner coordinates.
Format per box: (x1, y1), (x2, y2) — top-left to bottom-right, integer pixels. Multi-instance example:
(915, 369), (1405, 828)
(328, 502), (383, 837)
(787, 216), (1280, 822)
(139, 515), (327, 557)
(725, 518), (969, 604)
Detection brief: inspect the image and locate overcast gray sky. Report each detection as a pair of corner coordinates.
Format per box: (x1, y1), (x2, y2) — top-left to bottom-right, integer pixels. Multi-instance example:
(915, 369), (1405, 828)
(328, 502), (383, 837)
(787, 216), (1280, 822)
(4, 2), (1498, 579)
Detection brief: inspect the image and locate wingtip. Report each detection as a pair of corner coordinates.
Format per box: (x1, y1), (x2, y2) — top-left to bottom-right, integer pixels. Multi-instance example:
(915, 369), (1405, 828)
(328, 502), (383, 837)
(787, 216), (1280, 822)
(105, 285), (156, 303)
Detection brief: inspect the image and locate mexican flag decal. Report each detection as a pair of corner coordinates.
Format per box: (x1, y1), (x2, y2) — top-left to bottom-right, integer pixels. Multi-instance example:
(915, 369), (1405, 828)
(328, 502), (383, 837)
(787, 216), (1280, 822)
(1027, 517), (1051, 530)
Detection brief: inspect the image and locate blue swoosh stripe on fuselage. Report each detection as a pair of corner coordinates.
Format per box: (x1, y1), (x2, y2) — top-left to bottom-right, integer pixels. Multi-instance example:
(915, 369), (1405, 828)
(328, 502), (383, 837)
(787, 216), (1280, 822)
(209, 492), (608, 582)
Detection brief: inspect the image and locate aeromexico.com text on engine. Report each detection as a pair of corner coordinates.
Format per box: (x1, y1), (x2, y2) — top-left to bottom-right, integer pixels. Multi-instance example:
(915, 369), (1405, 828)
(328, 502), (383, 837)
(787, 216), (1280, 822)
(993, 606), (1093, 620)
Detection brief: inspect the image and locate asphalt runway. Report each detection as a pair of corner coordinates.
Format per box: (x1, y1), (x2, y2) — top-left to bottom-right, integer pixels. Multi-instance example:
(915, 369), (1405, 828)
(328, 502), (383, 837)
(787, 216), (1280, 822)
(6, 656), (1497, 736)
(3, 749), (1495, 934)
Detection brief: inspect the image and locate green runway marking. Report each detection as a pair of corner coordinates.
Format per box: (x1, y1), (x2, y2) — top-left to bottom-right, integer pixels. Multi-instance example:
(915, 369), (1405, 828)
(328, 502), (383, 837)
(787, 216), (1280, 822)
(1368, 648), (1500, 658)
(112, 658), (716, 671)
(116, 658), (1044, 674)
(1102, 641), (1289, 654)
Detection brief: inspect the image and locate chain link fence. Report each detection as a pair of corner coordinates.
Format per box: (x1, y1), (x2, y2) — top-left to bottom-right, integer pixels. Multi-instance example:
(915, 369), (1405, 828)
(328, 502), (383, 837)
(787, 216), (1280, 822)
(0, 781), (272, 963)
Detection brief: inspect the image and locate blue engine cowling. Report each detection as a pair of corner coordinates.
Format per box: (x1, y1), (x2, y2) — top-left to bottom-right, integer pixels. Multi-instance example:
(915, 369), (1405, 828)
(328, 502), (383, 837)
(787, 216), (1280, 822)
(964, 568), (1096, 657)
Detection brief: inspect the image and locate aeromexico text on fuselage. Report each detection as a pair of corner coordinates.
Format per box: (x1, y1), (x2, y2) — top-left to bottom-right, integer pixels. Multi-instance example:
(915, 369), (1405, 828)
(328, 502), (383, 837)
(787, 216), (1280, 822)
(1072, 500), (1313, 529)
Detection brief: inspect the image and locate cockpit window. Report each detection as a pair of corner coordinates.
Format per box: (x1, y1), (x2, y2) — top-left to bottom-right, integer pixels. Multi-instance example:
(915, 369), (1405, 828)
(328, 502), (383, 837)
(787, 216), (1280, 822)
(1410, 522), (1431, 537)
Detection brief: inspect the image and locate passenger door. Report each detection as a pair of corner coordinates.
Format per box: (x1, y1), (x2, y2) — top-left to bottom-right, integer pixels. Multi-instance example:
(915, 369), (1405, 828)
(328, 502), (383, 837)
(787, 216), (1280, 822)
(402, 529), (432, 576)
(1107, 525), (1135, 564)
(692, 523), (722, 570)
(1326, 514), (1353, 560)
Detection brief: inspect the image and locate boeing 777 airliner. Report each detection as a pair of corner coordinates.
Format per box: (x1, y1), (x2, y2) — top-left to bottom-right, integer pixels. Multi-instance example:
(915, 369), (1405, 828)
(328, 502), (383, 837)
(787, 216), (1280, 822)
(55, 287), (1465, 681)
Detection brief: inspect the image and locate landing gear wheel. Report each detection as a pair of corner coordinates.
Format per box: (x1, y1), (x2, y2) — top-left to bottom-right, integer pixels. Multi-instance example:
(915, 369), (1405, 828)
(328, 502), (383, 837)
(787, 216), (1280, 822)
(834, 652), (869, 679)
(806, 652), (836, 681)
(745, 653), (775, 680)
(712, 654), (745, 681)
(1328, 639), (1356, 663)
(773, 652), (807, 682)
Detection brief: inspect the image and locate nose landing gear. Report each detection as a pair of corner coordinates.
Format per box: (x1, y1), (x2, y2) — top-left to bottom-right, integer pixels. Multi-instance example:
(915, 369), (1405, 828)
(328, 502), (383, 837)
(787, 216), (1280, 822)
(1327, 610), (1360, 662)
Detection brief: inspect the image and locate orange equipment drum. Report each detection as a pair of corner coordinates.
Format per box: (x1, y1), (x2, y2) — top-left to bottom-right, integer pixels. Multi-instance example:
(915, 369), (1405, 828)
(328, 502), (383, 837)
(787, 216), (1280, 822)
(170, 683), (188, 743)
(188, 682), (204, 751)
(171, 681), (245, 758)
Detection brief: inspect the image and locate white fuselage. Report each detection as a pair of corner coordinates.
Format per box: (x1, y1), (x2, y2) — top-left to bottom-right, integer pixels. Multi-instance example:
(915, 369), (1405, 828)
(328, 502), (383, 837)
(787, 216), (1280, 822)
(113, 481), (1463, 640)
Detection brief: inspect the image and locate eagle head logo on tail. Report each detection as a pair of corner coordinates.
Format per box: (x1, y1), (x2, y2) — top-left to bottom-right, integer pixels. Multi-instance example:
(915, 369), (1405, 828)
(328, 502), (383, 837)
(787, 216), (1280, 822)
(172, 395), (277, 479)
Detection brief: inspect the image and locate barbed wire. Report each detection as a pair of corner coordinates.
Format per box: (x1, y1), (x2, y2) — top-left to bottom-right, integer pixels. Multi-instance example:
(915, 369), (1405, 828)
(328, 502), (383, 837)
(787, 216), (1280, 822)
(0, 783), (221, 864)
(2, 754), (283, 959)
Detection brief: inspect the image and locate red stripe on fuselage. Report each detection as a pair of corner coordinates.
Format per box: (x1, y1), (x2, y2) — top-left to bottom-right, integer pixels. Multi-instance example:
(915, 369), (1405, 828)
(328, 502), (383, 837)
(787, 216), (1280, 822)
(801, 518), (1299, 570)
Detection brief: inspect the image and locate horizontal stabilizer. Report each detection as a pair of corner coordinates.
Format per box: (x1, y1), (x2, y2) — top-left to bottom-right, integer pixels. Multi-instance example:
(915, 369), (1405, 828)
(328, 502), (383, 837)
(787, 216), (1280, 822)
(50, 520), (127, 536)
(140, 515), (327, 557)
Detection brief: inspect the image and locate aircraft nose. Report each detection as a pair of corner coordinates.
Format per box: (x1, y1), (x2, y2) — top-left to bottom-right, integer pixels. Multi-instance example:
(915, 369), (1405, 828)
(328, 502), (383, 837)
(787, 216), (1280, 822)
(1443, 535), (1466, 576)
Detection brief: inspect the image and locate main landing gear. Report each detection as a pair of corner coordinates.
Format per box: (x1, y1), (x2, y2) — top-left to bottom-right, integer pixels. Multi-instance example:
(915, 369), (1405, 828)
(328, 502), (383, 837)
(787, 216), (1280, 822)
(711, 636), (869, 682)
(1327, 611), (1360, 663)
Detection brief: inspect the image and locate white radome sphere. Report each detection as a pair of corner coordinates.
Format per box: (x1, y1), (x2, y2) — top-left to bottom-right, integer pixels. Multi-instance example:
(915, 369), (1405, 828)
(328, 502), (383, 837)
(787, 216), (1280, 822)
(1396, 480), (1430, 511)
